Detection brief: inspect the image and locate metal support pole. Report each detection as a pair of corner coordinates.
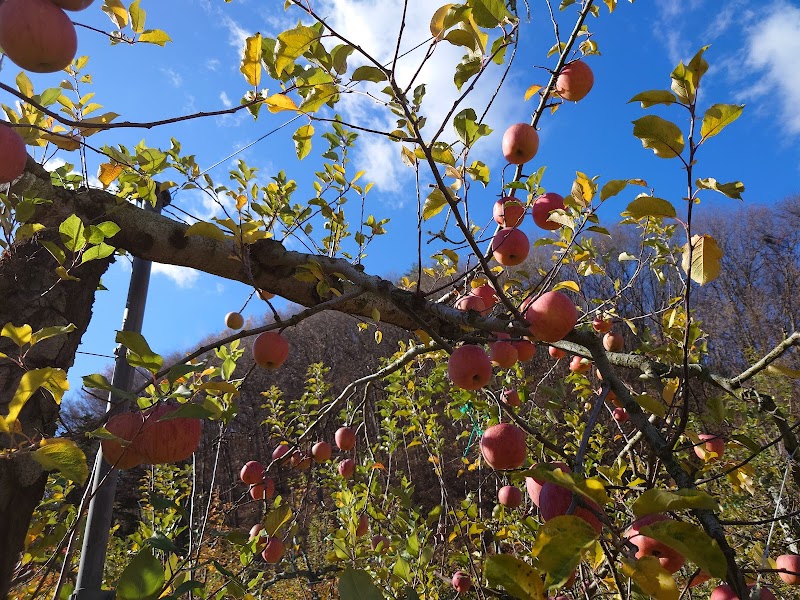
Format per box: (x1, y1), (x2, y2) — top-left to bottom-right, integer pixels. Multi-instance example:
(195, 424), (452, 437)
(70, 190), (170, 600)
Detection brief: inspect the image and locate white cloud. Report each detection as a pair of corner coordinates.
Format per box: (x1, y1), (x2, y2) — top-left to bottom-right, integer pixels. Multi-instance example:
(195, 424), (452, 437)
(741, 1), (800, 135)
(219, 91), (233, 108)
(206, 58), (220, 71)
(161, 67), (183, 88)
(220, 15), (249, 51)
(151, 263), (200, 288)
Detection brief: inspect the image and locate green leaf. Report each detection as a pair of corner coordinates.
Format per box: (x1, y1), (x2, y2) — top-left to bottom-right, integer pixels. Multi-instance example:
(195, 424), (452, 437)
(531, 516), (598, 588)
(30, 324), (76, 346)
(632, 488), (719, 517)
(81, 242), (116, 264)
(621, 556), (679, 600)
(59, 214), (86, 252)
(628, 90), (677, 108)
(681, 234), (722, 285)
(116, 331), (163, 373)
(129, 0), (145, 33)
(632, 116), (684, 159)
(351, 66), (387, 83)
(275, 24), (318, 77)
(263, 504), (292, 537)
(466, 160), (490, 186)
(2, 322), (32, 347)
(640, 520), (727, 579)
(117, 547), (165, 600)
(454, 54), (482, 90)
(600, 179), (629, 201)
(467, 0), (513, 28)
(292, 124), (314, 160)
(695, 178), (745, 200)
(622, 196), (677, 219)
(422, 188), (449, 221)
(31, 438), (88, 485)
(338, 568), (383, 600)
(700, 104), (744, 142)
(453, 108), (493, 146)
(516, 466), (608, 507)
(137, 30), (172, 46)
(485, 554), (545, 600)
(331, 44), (354, 75)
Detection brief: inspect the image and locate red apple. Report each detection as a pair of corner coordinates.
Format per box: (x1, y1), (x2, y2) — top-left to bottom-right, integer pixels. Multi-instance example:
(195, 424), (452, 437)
(0, 0), (78, 73)
(0, 124), (27, 184)
(569, 356), (591, 373)
(356, 513), (369, 536)
(338, 458), (355, 479)
(272, 444), (291, 463)
(524, 291), (579, 343)
(290, 451), (311, 470)
(512, 339), (536, 362)
(710, 584), (776, 600)
(252, 331), (289, 369)
(240, 460), (264, 485)
(603, 331), (624, 352)
(694, 434), (725, 461)
(335, 426), (356, 451)
(526, 462), (571, 507)
(687, 571), (711, 588)
(225, 311), (244, 330)
(492, 227), (530, 266)
(249, 524), (266, 548)
(469, 284), (498, 315)
(311, 441), (332, 462)
(498, 485), (523, 508)
(612, 407), (629, 423)
(490, 339), (518, 368)
(624, 514), (685, 574)
(592, 318), (612, 333)
(480, 423), (526, 470)
(249, 478), (275, 501)
(448, 345), (493, 390)
(532, 193), (565, 231)
(548, 346), (566, 359)
(776, 554), (800, 585)
(502, 123), (539, 164)
(452, 571), (472, 594)
(261, 537), (285, 564)
(538, 482), (602, 533)
(501, 389), (521, 407)
(455, 294), (486, 313)
(493, 196), (526, 228)
(556, 60), (594, 102)
(51, 0), (94, 10)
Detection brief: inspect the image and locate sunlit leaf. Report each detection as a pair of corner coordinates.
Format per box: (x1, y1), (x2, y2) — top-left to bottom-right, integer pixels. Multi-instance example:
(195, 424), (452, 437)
(622, 196), (677, 219)
(485, 554), (545, 600)
(531, 516), (598, 588)
(116, 331), (162, 373)
(632, 488), (719, 517)
(184, 221), (228, 241)
(681, 234), (722, 285)
(240, 34), (262, 87)
(292, 124), (314, 160)
(632, 116), (684, 158)
(621, 556), (679, 600)
(628, 90), (677, 108)
(640, 520), (727, 579)
(117, 547), (165, 600)
(31, 438), (88, 484)
(696, 177), (744, 200)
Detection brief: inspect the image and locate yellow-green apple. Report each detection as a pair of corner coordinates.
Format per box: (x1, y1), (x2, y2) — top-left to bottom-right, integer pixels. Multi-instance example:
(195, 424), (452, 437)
(335, 426), (356, 451)
(448, 345), (492, 390)
(225, 311), (244, 330)
(492, 227), (530, 266)
(240, 461), (264, 485)
(624, 514), (685, 573)
(776, 554), (800, 585)
(498, 485), (523, 508)
(502, 123), (539, 164)
(0, 0), (77, 72)
(493, 196), (526, 228)
(252, 331), (289, 369)
(452, 571), (472, 594)
(524, 291), (578, 342)
(532, 193), (565, 230)
(0, 124), (27, 184)
(480, 423), (526, 470)
(556, 60), (594, 102)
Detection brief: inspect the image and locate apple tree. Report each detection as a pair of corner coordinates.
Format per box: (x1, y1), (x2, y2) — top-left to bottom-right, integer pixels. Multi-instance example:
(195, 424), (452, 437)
(1, 0), (799, 599)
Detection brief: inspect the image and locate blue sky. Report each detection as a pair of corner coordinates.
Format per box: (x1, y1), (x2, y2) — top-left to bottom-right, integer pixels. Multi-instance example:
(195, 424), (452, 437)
(5, 0), (800, 399)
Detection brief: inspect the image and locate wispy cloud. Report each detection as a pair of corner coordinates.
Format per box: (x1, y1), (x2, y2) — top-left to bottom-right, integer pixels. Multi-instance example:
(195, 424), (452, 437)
(740, 1), (800, 135)
(152, 264), (200, 288)
(219, 91), (233, 108)
(161, 67), (183, 88)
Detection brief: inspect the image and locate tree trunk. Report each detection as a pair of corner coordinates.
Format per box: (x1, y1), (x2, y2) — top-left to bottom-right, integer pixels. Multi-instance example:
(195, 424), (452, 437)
(0, 178), (111, 597)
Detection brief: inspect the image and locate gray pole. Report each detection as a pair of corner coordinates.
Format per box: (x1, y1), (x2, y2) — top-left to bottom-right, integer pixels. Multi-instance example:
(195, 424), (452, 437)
(70, 190), (170, 600)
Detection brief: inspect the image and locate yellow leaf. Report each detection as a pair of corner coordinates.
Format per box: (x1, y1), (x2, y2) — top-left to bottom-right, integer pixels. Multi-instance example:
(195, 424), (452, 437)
(681, 234), (722, 285)
(31, 438), (88, 484)
(98, 163), (124, 188)
(264, 93), (298, 113)
(552, 280), (580, 293)
(3, 369), (67, 433)
(240, 34), (262, 87)
(524, 84), (542, 101)
(41, 133), (81, 151)
(621, 557), (679, 600)
(184, 221), (228, 241)
(2, 323), (32, 347)
(235, 194), (247, 211)
(766, 364), (800, 379)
